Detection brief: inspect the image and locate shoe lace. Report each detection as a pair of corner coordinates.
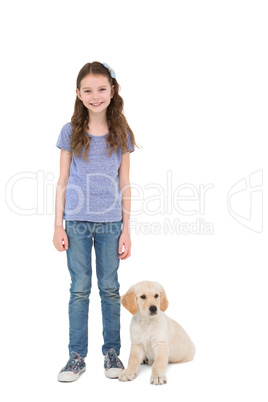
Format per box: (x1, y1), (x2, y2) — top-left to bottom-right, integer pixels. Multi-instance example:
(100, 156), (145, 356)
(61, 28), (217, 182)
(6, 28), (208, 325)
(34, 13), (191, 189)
(106, 349), (123, 369)
(65, 353), (80, 370)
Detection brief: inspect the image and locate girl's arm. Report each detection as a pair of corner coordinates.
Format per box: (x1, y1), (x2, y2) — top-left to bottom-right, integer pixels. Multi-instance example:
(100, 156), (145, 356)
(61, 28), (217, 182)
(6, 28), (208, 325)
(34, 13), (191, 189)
(54, 149), (71, 227)
(53, 149), (71, 251)
(118, 152), (132, 259)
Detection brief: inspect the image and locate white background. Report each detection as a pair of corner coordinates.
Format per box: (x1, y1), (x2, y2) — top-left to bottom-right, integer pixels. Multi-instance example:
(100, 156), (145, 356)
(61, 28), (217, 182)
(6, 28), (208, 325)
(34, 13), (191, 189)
(1, 0), (267, 400)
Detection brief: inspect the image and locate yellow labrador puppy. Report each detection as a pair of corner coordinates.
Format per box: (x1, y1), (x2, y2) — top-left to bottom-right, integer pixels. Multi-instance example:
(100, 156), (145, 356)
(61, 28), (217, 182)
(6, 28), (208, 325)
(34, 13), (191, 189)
(119, 281), (195, 385)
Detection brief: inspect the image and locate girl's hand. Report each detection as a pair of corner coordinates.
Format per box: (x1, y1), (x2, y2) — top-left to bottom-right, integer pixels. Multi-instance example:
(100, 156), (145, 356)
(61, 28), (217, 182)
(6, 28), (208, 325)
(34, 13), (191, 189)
(53, 226), (69, 252)
(118, 230), (131, 260)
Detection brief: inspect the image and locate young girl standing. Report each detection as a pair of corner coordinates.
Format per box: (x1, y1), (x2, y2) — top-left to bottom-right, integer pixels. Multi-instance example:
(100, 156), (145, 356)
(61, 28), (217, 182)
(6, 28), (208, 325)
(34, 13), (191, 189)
(53, 61), (137, 382)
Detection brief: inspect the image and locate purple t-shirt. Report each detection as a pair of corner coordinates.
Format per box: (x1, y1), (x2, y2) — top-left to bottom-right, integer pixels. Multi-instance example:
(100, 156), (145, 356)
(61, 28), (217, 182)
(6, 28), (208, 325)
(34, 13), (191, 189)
(56, 122), (134, 222)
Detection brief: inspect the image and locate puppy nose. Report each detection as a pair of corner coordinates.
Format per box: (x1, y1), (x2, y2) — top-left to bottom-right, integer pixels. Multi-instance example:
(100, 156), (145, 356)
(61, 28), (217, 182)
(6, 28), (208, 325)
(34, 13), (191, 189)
(149, 305), (157, 313)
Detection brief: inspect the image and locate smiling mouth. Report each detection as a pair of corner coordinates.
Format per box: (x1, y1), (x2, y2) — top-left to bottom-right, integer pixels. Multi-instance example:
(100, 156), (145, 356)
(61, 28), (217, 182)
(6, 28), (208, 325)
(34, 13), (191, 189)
(90, 102), (103, 107)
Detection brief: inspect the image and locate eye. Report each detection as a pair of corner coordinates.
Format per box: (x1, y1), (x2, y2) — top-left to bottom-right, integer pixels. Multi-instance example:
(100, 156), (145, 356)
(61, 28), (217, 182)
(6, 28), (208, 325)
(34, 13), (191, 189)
(140, 295), (146, 299)
(154, 294), (159, 298)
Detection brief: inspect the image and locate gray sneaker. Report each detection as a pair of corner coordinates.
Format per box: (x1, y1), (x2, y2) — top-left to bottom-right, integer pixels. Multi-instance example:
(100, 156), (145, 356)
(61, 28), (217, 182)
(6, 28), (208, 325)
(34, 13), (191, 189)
(57, 351), (86, 382)
(104, 348), (124, 378)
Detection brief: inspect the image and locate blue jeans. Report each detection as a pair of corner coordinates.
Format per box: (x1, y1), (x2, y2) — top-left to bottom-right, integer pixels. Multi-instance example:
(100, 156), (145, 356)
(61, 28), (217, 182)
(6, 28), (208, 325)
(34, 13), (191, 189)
(65, 220), (123, 358)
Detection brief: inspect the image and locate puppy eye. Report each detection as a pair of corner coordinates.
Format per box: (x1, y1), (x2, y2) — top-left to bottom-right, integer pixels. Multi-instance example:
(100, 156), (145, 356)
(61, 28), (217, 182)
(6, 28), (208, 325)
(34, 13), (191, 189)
(154, 294), (159, 298)
(140, 295), (146, 299)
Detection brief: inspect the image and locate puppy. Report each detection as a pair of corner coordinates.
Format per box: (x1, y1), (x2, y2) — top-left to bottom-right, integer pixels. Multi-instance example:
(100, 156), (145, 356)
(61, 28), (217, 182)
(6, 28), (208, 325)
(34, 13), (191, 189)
(119, 281), (195, 385)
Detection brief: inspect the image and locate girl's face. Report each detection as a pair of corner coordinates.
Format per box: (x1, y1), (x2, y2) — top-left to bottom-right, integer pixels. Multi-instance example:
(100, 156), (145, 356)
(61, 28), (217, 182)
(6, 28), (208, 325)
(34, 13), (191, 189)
(76, 74), (114, 114)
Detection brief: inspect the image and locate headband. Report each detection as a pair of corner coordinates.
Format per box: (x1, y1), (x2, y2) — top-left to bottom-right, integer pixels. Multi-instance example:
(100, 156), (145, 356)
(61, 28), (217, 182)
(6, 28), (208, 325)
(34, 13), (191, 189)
(102, 62), (116, 79)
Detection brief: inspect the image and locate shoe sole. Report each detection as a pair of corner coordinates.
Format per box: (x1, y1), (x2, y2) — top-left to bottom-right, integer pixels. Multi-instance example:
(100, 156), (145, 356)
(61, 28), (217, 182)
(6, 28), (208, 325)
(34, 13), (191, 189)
(105, 368), (124, 379)
(58, 368), (86, 382)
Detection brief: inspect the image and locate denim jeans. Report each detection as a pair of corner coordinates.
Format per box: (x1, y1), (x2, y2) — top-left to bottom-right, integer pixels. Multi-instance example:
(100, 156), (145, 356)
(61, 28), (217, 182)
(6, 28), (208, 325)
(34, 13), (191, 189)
(65, 220), (123, 358)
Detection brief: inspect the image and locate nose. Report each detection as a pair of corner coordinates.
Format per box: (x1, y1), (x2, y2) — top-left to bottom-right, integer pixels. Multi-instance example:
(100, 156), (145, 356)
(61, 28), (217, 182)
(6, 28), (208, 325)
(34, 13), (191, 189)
(149, 305), (157, 314)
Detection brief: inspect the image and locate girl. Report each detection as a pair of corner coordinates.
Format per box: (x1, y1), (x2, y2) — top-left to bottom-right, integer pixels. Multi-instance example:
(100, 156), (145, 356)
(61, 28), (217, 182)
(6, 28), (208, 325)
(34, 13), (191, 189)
(53, 61), (138, 382)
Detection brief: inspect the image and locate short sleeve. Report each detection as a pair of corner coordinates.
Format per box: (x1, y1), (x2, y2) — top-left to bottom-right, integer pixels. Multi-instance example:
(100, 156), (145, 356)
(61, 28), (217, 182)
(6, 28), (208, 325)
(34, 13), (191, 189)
(122, 130), (135, 154)
(56, 122), (72, 152)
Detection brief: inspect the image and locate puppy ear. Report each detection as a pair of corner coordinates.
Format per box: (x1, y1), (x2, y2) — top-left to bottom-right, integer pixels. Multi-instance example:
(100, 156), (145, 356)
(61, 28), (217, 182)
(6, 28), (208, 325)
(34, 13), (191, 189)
(155, 282), (169, 311)
(121, 287), (138, 315)
(160, 289), (169, 311)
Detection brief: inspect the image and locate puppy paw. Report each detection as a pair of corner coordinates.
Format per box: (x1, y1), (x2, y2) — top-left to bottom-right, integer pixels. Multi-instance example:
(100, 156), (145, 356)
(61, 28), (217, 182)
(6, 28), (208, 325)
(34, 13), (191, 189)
(142, 357), (154, 365)
(150, 375), (167, 385)
(118, 370), (137, 382)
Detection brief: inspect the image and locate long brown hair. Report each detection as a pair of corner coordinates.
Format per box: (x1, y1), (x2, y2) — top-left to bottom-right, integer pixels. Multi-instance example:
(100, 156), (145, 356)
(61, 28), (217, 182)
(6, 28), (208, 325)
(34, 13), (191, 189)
(70, 61), (139, 160)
